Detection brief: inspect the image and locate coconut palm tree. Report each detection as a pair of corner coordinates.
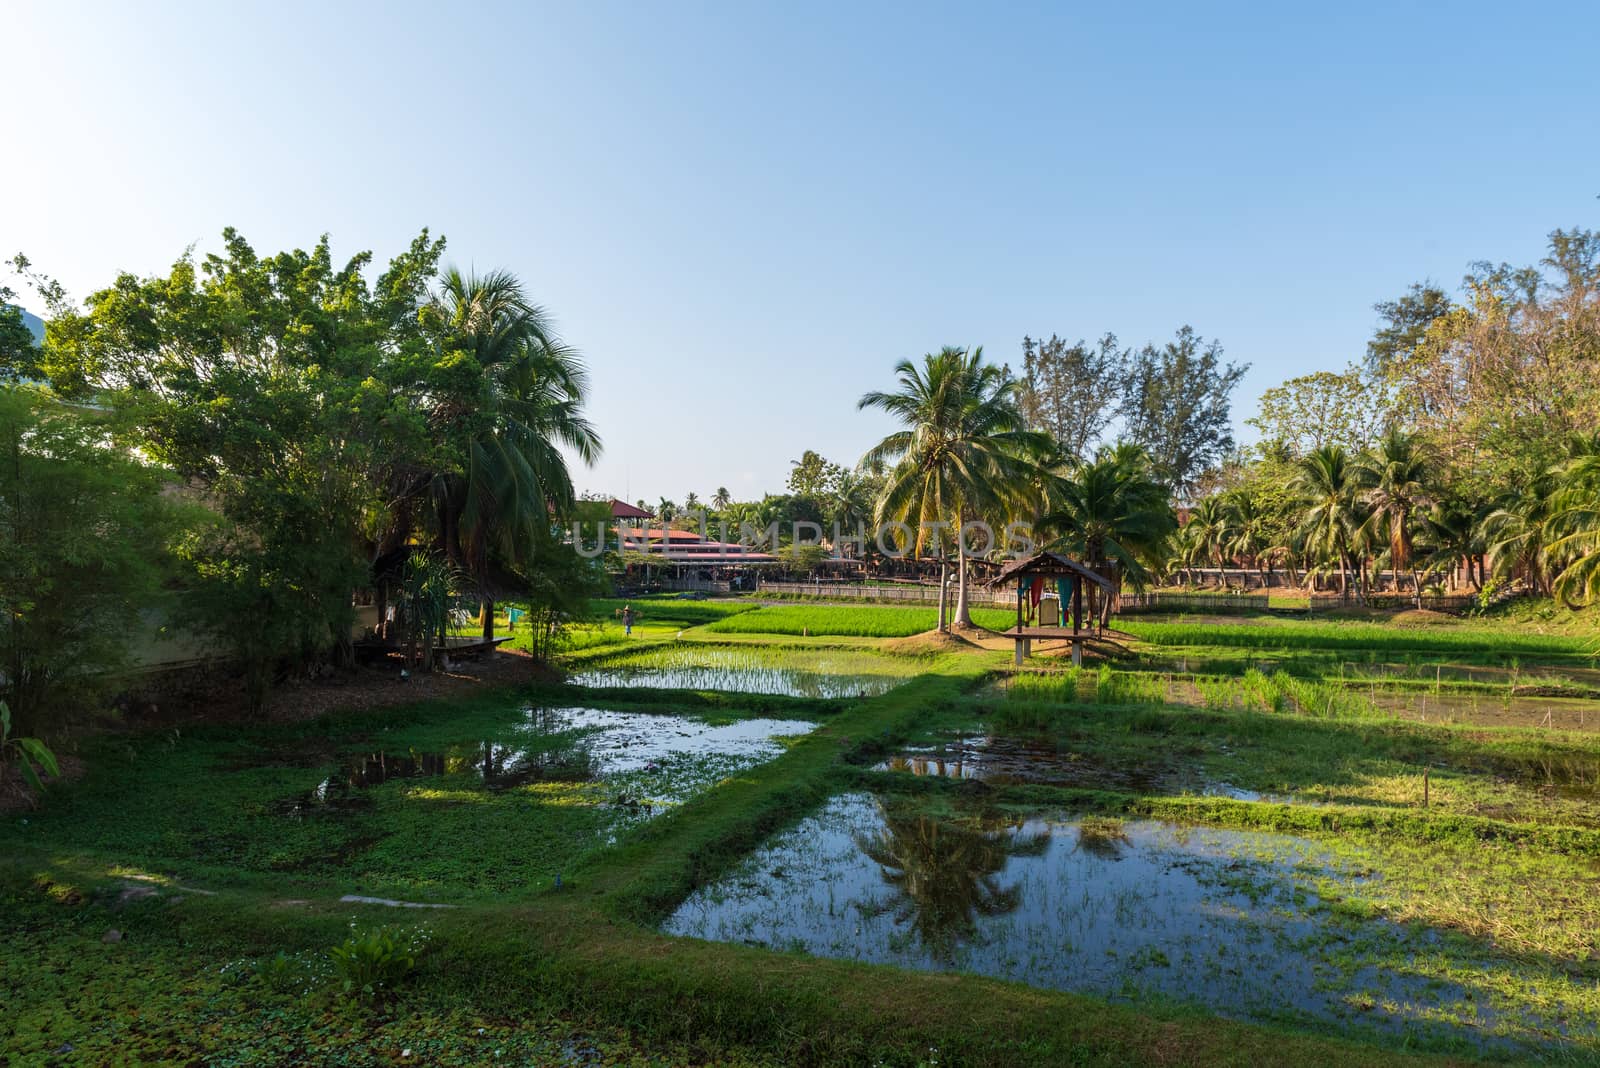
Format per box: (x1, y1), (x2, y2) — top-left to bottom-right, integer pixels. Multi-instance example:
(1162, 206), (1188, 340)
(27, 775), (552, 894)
(1184, 495), (1231, 587)
(1220, 488), (1277, 587)
(1293, 446), (1364, 601)
(656, 498), (677, 523)
(1549, 444), (1600, 606)
(858, 347), (1051, 630)
(1481, 473), (1560, 598)
(712, 486), (732, 512)
(1038, 444), (1175, 615)
(427, 268), (600, 640)
(1356, 428), (1435, 606)
(684, 491), (701, 514)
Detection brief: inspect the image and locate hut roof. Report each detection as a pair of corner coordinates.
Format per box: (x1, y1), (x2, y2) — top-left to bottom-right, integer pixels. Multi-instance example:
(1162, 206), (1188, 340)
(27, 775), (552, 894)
(609, 499), (654, 519)
(986, 551), (1116, 591)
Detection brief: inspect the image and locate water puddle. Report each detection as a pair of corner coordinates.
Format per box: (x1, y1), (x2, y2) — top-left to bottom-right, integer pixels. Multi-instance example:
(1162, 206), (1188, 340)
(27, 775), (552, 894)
(1368, 691), (1600, 732)
(276, 707), (815, 818)
(665, 793), (1588, 1053)
(567, 646), (907, 698)
(874, 735), (1171, 793)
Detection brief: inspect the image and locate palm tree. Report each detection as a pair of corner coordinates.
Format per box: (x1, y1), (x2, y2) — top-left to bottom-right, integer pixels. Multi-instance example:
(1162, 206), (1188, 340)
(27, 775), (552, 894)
(1549, 441), (1600, 606)
(684, 491), (701, 514)
(858, 347), (1051, 630)
(825, 468), (877, 554)
(1038, 444), (1175, 620)
(656, 498), (677, 523)
(1481, 473), (1560, 598)
(1221, 488), (1277, 588)
(1417, 496), (1487, 592)
(1184, 495), (1231, 587)
(1293, 446), (1364, 601)
(426, 269), (600, 641)
(712, 486), (732, 512)
(1356, 429), (1435, 606)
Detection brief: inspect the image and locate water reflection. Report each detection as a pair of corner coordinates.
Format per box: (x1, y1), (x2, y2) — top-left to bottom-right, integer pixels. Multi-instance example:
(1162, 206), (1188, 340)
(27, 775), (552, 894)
(856, 808), (1048, 961)
(568, 646), (905, 698)
(276, 707), (815, 817)
(666, 793), (1589, 1054)
(876, 736), (1169, 792)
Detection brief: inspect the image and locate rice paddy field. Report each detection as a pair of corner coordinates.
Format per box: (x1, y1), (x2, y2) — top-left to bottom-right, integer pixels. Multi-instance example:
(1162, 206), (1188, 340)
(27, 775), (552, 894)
(5, 593), (1600, 1065)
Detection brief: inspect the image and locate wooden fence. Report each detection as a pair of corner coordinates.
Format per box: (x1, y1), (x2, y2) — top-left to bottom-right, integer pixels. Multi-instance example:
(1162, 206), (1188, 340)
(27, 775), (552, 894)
(755, 581), (1013, 606)
(1117, 591), (1270, 614)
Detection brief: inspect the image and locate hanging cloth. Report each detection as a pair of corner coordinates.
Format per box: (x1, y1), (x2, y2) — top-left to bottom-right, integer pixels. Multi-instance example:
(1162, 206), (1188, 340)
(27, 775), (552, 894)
(1030, 577), (1043, 608)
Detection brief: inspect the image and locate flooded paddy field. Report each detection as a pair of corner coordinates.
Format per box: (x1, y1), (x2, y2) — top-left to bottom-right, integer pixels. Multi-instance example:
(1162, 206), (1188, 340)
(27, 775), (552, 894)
(10, 700), (816, 898)
(566, 643), (916, 698)
(666, 791), (1600, 1056)
(893, 670), (1600, 828)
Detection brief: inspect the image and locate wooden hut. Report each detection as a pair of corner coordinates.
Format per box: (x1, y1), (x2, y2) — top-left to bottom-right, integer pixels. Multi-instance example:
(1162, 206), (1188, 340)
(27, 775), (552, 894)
(987, 551), (1117, 666)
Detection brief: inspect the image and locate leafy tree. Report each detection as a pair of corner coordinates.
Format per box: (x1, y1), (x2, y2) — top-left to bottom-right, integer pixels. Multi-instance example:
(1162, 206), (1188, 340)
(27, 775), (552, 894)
(1365, 282), (1452, 375)
(786, 450), (844, 499)
(1015, 333), (1126, 462)
(1119, 326), (1247, 498)
(1248, 365), (1387, 458)
(860, 346), (1050, 629)
(0, 388), (172, 733)
(40, 229), (447, 707)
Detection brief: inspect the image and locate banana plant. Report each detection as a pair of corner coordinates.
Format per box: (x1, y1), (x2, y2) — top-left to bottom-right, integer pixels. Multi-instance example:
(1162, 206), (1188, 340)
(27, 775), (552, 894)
(1, 700), (59, 799)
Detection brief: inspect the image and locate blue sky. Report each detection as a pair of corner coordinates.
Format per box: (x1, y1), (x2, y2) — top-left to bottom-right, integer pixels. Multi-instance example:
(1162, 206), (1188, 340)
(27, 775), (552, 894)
(5, 1), (1596, 501)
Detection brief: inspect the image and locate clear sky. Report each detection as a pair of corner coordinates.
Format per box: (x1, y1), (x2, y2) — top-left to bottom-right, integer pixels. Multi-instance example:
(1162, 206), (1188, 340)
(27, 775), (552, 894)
(5, 1), (1597, 502)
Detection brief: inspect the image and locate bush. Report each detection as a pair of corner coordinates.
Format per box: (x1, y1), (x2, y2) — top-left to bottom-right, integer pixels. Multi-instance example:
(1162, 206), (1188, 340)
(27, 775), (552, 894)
(328, 928), (423, 1000)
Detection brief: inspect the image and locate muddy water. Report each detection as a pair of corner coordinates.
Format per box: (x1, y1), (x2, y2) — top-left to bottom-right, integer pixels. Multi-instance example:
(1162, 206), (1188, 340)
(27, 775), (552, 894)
(278, 706), (815, 817)
(1365, 691), (1600, 731)
(567, 646), (907, 698)
(665, 793), (1587, 1053)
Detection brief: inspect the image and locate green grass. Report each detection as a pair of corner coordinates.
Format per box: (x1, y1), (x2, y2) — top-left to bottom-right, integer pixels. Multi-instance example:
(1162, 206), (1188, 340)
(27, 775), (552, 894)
(12, 622), (1600, 1063)
(1119, 617), (1600, 659)
(706, 603), (1018, 637)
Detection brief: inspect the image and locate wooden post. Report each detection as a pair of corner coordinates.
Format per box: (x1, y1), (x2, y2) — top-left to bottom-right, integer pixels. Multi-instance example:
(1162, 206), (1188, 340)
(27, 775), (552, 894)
(1072, 575), (1083, 634)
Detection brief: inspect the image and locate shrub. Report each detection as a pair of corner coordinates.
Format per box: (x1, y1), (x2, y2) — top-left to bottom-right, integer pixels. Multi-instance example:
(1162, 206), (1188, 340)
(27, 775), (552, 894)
(328, 928), (422, 1000)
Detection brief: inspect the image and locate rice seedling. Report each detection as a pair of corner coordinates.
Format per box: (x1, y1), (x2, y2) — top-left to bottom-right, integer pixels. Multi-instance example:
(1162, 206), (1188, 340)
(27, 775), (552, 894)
(706, 604), (1017, 638)
(1118, 619), (1596, 660)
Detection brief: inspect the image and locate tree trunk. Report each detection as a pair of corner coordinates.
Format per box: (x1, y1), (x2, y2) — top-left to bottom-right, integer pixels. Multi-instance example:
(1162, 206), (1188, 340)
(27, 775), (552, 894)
(936, 559), (948, 633)
(481, 598), (495, 641)
(953, 549), (972, 629)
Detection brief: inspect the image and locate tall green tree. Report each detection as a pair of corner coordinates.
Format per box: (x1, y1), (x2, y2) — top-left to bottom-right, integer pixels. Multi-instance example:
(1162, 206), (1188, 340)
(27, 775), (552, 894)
(1366, 282), (1452, 375)
(1038, 444), (1175, 606)
(859, 346), (1050, 629)
(1356, 428), (1435, 605)
(0, 389), (172, 734)
(423, 268), (601, 641)
(1292, 446), (1365, 600)
(1119, 326), (1248, 498)
(1015, 333), (1126, 462)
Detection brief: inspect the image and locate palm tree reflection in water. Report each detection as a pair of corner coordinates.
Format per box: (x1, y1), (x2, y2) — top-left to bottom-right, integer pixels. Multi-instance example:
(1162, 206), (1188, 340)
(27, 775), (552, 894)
(855, 803), (1049, 962)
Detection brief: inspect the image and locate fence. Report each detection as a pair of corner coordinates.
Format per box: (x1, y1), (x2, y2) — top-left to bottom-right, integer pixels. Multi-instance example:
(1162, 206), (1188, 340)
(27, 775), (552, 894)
(1302, 592), (1478, 613)
(1117, 591), (1270, 615)
(755, 581), (1013, 606)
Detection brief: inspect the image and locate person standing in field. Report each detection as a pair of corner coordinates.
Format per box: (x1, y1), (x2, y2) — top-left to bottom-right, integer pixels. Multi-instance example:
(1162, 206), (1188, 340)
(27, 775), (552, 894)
(622, 604), (634, 637)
